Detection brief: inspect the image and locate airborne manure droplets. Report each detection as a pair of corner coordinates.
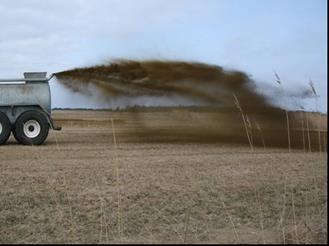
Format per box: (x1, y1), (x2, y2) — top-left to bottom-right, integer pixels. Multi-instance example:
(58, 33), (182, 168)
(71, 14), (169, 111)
(55, 60), (323, 149)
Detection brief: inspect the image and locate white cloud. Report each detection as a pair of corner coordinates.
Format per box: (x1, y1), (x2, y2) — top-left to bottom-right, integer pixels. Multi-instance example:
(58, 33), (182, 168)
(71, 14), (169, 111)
(0, 0), (221, 76)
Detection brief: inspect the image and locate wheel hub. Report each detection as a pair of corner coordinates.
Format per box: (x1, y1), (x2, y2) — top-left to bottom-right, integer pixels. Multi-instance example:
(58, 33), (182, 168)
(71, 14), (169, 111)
(23, 120), (41, 138)
(0, 122), (2, 135)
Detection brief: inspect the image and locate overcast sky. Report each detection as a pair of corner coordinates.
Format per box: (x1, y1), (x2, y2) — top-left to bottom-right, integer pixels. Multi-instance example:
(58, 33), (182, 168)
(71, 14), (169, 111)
(0, 0), (327, 111)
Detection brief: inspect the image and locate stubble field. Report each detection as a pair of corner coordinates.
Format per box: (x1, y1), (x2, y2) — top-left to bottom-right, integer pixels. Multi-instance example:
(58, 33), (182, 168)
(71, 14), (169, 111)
(0, 109), (327, 244)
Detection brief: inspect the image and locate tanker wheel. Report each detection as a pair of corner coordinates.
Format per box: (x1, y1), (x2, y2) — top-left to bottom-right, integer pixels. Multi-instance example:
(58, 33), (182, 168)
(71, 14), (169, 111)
(0, 112), (11, 145)
(13, 111), (49, 145)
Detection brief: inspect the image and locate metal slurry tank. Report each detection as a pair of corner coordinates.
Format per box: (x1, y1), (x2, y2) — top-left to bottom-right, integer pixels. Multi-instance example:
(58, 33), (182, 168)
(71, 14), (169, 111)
(0, 72), (61, 145)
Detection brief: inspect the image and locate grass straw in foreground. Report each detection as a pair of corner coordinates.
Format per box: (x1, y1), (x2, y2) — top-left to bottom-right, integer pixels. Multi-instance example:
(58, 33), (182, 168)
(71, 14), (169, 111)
(245, 114), (254, 147)
(183, 207), (191, 244)
(323, 129), (327, 153)
(111, 118), (122, 242)
(274, 72), (292, 152)
(309, 80), (322, 153)
(306, 114), (312, 152)
(254, 119), (266, 150)
(285, 110), (291, 152)
(233, 93), (254, 152)
(300, 110), (306, 152)
(279, 174), (287, 244)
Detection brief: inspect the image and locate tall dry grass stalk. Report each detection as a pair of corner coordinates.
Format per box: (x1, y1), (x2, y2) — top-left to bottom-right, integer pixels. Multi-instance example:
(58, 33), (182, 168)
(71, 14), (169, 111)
(111, 118), (122, 241)
(323, 118), (328, 152)
(306, 114), (312, 152)
(274, 72), (291, 152)
(285, 111), (291, 153)
(309, 80), (322, 153)
(183, 207), (191, 244)
(245, 115), (254, 147)
(254, 186), (266, 244)
(299, 111), (306, 152)
(30, 135), (72, 243)
(233, 93), (254, 152)
(53, 132), (75, 241)
(291, 186), (299, 243)
(220, 195), (240, 243)
(323, 130), (327, 153)
(153, 207), (185, 242)
(94, 178), (109, 243)
(279, 174), (287, 244)
(255, 119), (266, 150)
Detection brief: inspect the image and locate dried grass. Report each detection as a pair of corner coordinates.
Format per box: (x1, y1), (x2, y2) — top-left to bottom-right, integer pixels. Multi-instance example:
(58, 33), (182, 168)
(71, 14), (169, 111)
(233, 93), (254, 152)
(0, 109), (326, 244)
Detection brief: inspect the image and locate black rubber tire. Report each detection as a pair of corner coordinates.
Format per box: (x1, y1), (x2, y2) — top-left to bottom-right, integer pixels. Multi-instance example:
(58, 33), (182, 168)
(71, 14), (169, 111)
(13, 111), (49, 145)
(0, 111), (11, 145)
(12, 126), (20, 143)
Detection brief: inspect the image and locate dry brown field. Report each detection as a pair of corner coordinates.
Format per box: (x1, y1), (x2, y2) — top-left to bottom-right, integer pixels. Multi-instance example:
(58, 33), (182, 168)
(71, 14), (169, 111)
(0, 108), (327, 244)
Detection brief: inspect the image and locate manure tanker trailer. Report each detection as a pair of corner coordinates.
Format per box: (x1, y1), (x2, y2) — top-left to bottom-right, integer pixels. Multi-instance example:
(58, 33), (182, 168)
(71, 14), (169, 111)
(0, 72), (61, 145)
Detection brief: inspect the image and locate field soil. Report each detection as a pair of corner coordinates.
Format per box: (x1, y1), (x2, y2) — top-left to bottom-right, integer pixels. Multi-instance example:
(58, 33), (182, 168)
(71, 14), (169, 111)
(0, 109), (327, 244)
